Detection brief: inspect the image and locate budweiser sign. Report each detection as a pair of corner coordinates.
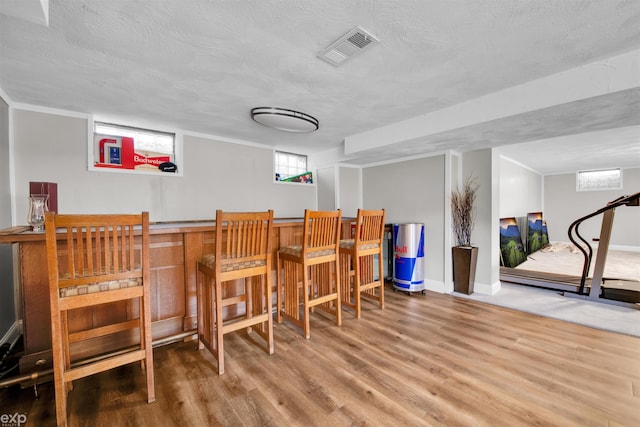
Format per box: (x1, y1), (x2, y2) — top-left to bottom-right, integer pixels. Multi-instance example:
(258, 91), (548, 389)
(134, 153), (171, 167)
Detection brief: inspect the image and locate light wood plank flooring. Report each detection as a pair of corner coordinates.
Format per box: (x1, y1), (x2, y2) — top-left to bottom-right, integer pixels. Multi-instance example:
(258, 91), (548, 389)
(2, 284), (639, 426)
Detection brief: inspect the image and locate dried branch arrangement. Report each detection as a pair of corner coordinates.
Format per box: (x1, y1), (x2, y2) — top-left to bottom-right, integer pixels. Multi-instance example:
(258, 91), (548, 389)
(451, 176), (478, 247)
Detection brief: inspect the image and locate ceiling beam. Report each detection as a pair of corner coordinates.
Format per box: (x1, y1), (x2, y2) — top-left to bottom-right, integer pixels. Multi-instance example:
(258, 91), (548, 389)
(0, 0), (49, 27)
(345, 49), (640, 156)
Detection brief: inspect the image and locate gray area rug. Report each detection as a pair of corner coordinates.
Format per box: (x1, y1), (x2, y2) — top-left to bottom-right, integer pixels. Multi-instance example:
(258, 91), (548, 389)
(453, 283), (640, 337)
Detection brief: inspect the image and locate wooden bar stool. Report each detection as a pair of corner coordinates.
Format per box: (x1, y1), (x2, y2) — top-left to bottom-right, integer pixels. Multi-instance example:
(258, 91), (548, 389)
(339, 209), (386, 318)
(196, 210), (274, 375)
(45, 212), (155, 427)
(276, 209), (342, 339)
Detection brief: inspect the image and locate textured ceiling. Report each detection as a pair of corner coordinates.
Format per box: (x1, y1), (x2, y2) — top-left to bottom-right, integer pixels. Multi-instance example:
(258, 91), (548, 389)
(1, 0), (639, 174)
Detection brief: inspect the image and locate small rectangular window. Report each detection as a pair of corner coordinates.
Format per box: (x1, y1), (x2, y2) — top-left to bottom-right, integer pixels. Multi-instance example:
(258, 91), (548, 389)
(90, 121), (180, 175)
(576, 168), (622, 192)
(274, 150), (312, 183)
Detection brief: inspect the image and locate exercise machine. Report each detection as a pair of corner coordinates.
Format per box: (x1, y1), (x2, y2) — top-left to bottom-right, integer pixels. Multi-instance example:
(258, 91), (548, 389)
(569, 191), (639, 304)
(501, 191), (639, 307)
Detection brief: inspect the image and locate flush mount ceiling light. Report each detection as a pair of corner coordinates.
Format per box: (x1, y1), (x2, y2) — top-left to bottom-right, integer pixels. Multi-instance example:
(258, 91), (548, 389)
(251, 107), (319, 133)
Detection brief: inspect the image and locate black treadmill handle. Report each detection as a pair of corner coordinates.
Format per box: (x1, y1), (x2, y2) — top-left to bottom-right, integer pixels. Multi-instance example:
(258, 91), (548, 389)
(567, 190), (640, 295)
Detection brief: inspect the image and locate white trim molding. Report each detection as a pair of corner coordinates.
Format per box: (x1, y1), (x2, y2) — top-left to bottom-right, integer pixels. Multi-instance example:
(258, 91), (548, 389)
(474, 280), (502, 296)
(423, 279), (446, 294)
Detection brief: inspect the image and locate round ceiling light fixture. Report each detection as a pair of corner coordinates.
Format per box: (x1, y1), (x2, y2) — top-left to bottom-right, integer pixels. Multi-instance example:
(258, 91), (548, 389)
(251, 107), (319, 133)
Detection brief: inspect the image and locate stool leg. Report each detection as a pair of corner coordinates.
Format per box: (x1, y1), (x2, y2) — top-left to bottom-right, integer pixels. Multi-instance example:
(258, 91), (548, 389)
(354, 255), (361, 319)
(196, 269), (204, 350)
(265, 273), (274, 354)
(214, 278), (224, 375)
(302, 264), (311, 339)
(142, 281), (155, 403)
(246, 277), (253, 335)
(276, 252), (283, 324)
(61, 312), (73, 392)
(378, 251), (385, 309)
(51, 310), (68, 427)
(334, 259), (342, 326)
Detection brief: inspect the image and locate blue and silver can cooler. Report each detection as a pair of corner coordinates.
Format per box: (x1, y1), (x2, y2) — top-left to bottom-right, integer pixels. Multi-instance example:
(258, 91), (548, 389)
(393, 223), (425, 292)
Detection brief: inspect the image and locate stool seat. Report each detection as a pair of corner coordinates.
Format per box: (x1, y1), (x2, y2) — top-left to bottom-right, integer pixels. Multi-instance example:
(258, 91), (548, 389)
(58, 277), (142, 298)
(339, 239), (380, 251)
(278, 245), (336, 258)
(199, 254), (267, 272)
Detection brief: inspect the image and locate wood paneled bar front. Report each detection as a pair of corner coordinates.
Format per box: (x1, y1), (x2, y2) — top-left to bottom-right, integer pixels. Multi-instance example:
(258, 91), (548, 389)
(0, 218), (351, 375)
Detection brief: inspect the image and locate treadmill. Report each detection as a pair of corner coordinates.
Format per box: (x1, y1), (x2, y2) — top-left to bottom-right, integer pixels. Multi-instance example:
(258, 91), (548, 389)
(500, 191), (640, 306)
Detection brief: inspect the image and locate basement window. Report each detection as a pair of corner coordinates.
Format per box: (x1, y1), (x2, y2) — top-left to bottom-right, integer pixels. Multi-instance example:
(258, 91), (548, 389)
(576, 168), (622, 192)
(274, 150), (313, 184)
(89, 120), (182, 176)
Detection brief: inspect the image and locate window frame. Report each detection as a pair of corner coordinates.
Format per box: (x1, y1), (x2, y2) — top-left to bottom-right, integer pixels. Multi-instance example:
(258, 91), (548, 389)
(88, 116), (183, 177)
(273, 150), (313, 184)
(576, 168), (622, 192)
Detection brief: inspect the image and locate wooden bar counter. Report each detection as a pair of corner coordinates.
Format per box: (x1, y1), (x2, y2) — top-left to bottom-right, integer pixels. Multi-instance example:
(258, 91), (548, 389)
(0, 218), (351, 375)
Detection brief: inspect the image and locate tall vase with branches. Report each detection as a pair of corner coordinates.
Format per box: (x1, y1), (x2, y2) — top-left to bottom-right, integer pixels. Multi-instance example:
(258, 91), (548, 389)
(451, 177), (478, 247)
(451, 177), (479, 294)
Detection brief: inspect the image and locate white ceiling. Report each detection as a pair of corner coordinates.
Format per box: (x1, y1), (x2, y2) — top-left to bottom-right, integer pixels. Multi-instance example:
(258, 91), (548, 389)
(1, 0), (639, 174)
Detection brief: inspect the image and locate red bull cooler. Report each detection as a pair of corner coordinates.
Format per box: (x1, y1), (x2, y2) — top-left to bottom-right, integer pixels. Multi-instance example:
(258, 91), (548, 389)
(393, 223), (425, 293)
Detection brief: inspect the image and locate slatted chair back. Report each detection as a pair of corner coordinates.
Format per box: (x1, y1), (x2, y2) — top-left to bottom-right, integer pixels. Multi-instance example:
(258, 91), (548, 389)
(301, 209), (342, 261)
(49, 214), (148, 296)
(214, 210), (274, 281)
(353, 209), (386, 252)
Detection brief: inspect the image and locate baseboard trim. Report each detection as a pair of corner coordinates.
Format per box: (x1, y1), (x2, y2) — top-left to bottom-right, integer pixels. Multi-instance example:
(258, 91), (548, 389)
(552, 241), (640, 253)
(423, 279), (445, 294)
(0, 320), (22, 349)
(473, 280), (502, 296)
(399, 279), (502, 295)
(609, 244), (640, 252)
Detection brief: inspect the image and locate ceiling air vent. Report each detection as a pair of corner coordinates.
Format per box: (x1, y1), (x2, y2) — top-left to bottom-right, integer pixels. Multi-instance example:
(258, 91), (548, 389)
(317, 26), (379, 66)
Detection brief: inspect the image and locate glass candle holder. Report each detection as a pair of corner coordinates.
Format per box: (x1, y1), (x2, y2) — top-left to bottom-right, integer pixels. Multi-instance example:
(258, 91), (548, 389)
(27, 194), (49, 232)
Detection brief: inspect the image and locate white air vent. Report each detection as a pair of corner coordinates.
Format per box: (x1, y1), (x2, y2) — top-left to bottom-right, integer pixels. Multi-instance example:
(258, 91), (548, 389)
(317, 26), (379, 66)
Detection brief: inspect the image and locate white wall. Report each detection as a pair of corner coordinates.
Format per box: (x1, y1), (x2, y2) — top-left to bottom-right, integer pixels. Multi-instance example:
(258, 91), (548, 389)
(544, 168), (640, 248)
(498, 155), (543, 245)
(463, 149), (501, 294)
(499, 156), (543, 218)
(362, 155), (446, 288)
(0, 98), (10, 227)
(337, 165), (361, 218)
(11, 109), (316, 222)
(0, 96), (15, 341)
(316, 166), (335, 211)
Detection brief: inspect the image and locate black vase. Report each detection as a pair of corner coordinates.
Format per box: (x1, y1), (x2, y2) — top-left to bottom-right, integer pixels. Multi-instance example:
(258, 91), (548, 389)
(452, 246), (478, 294)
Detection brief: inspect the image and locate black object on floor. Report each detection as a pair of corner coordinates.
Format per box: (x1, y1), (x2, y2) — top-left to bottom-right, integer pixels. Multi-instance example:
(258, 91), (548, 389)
(0, 336), (24, 380)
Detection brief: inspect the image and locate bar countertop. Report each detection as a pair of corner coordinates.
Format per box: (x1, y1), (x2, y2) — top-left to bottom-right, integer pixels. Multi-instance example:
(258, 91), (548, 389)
(0, 217), (342, 244)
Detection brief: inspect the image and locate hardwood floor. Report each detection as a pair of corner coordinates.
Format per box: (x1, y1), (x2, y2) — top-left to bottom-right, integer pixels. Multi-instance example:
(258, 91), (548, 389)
(2, 283), (639, 426)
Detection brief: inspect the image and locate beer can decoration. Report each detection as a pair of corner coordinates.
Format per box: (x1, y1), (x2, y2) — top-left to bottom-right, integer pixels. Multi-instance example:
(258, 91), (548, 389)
(393, 223), (425, 293)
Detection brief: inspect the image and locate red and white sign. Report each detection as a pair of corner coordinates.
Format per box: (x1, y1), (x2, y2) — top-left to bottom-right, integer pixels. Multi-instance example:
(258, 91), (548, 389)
(94, 134), (173, 173)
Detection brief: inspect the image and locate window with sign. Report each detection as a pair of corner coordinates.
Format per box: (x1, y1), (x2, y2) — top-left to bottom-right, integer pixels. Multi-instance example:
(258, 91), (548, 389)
(90, 121), (181, 176)
(274, 150), (312, 183)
